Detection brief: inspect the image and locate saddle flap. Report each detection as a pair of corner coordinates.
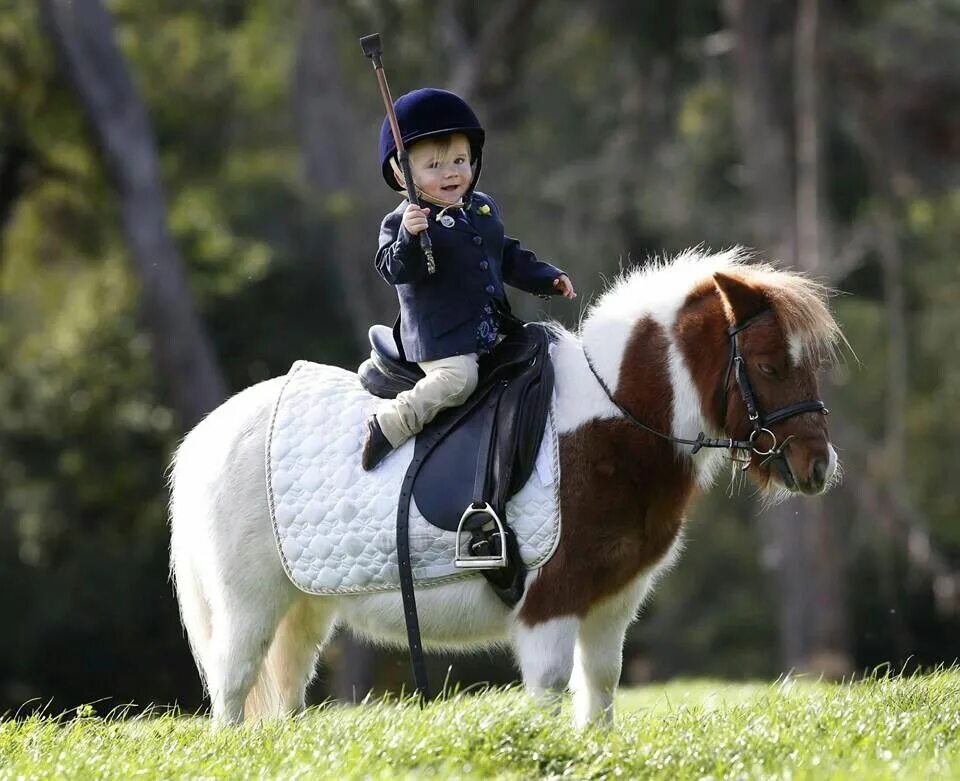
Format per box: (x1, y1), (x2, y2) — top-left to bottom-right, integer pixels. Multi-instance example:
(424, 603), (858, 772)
(411, 325), (554, 531)
(412, 390), (498, 532)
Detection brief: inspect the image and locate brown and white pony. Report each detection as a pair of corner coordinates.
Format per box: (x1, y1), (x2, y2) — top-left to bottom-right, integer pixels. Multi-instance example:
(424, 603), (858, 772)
(169, 248), (844, 726)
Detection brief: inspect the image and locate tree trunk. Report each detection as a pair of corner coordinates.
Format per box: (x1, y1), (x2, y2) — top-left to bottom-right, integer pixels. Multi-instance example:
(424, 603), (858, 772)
(727, 0), (851, 676)
(40, 0), (226, 428)
(442, 0), (541, 124)
(790, 0), (851, 677)
(873, 207), (913, 658)
(727, 0), (795, 263)
(293, 0), (395, 351)
(293, 0), (380, 698)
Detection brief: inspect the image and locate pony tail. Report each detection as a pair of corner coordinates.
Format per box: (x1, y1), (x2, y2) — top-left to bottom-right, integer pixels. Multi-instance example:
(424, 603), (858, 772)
(168, 442), (214, 694)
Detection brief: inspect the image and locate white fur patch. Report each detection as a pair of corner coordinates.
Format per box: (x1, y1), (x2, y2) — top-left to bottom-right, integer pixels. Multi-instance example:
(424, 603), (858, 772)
(338, 577), (514, 649)
(826, 442), (838, 483)
(578, 251), (735, 490)
(550, 331), (623, 434)
(788, 332), (804, 366)
(513, 615), (579, 693)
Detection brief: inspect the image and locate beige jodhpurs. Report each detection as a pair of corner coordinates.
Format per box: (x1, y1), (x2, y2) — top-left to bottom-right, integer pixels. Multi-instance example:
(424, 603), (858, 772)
(375, 353), (480, 447)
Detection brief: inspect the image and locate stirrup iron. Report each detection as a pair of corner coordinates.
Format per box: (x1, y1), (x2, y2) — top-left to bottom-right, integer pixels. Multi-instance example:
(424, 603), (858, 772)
(454, 502), (508, 569)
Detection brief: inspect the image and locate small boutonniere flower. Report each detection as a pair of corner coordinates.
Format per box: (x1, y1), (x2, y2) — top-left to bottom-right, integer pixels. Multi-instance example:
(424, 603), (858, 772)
(477, 204), (491, 216)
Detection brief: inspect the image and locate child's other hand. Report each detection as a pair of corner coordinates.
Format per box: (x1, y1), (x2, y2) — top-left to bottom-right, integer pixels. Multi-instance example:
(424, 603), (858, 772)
(553, 274), (577, 299)
(402, 204), (430, 235)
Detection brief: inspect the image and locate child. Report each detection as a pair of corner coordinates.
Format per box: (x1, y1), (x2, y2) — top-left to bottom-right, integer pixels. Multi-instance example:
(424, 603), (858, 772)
(363, 88), (576, 470)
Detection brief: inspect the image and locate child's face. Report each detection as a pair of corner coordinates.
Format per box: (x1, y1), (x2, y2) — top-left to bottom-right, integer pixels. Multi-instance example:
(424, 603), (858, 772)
(408, 133), (473, 204)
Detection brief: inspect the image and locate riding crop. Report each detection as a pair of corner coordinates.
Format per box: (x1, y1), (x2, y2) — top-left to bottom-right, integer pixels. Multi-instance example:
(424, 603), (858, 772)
(360, 33), (436, 274)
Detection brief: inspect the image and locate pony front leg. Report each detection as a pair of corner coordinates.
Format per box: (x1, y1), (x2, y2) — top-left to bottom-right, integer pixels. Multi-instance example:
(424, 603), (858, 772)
(569, 598), (635, 728)
(513, 616), (578, 712)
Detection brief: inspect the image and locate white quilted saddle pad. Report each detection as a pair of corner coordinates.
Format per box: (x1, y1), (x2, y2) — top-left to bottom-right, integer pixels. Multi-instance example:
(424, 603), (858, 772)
(266, 360), (561, 595)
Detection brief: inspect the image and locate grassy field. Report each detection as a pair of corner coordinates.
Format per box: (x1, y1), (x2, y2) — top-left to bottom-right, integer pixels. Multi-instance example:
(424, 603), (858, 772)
(1, 671), (958, 779)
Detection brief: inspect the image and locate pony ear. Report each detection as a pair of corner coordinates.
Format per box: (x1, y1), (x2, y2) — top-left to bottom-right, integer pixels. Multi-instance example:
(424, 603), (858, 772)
(713, 272), (769, 324)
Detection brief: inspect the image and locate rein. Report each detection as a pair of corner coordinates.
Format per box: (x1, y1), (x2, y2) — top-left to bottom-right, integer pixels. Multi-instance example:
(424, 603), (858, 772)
(582, 309), (829, 459)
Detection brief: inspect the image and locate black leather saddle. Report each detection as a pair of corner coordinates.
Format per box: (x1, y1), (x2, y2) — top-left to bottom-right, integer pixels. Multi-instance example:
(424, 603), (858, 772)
(358, 318), (555, 580)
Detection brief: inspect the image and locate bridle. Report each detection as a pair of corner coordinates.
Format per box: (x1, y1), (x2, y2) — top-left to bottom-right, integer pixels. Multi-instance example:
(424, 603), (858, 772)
(583, 309), (829, 462)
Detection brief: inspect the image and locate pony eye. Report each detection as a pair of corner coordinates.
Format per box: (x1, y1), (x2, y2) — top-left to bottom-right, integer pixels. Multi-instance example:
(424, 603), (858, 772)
(758, 363), (777, 376)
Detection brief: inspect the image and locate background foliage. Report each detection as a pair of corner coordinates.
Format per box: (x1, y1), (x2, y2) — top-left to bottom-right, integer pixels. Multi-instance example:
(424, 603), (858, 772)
(1, 0), (957, 713)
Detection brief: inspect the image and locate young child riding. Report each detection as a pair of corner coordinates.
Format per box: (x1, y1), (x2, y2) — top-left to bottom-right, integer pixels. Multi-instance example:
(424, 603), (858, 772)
(363, 88), (576, 470)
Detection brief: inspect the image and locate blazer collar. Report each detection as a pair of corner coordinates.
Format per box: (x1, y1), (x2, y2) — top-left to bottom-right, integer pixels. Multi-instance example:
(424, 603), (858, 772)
(435, 198), (481, 234)
(404, 194), (492, 235)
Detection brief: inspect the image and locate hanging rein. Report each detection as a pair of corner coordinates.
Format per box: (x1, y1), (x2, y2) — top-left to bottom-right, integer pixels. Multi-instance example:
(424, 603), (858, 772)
(583, 309), (829, 466)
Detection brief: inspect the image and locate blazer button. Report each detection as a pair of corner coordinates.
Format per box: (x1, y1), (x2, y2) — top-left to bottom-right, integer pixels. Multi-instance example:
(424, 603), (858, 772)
(472, 235), (483, 245)
(479, 260), (489, 270)
(484, 284), (496, 294)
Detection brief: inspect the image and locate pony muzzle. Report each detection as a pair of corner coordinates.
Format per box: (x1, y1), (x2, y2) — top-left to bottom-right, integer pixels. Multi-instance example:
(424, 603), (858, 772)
(771, 439), (837, 495)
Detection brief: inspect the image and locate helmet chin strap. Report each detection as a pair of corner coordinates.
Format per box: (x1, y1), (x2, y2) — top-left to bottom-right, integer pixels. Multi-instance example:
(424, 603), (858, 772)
(389, 158), (468, 218)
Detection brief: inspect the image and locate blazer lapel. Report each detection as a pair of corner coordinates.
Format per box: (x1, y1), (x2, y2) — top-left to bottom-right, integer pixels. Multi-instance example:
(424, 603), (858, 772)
(437, 207), (476, 235)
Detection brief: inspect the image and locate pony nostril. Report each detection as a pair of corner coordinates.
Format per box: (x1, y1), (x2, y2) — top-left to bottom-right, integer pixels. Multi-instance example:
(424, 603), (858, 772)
(773, 457), (796, 490)
(811, 458), (828, 487)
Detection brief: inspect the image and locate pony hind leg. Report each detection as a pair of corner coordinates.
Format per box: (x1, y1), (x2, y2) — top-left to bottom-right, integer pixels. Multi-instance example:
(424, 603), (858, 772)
(205, 587), (294, 725)
(204, 552), (301, 725)
(245, 597), (337, 720)
(513, 616), (579, 713)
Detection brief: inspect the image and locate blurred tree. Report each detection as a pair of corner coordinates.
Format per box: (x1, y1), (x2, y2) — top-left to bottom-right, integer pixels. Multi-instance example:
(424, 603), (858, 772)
(294, 0), (395, 350)
(40, 0), (226, 428)
(1, 0), (958, 714)
(725, 0), (853, 677)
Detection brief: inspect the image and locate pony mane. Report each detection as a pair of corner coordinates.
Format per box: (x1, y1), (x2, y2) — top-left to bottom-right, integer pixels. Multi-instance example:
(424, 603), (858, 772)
(581, 247), (846, 364)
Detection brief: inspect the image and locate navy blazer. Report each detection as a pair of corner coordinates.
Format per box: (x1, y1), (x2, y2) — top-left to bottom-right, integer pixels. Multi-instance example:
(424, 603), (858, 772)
(375, 191), (565, 363)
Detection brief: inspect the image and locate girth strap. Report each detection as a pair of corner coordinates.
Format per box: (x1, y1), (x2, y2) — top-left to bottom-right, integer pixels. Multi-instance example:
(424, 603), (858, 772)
(396, 422), (450, 702)
(395, 384), (497, 702)
(394, 376), (530, 703)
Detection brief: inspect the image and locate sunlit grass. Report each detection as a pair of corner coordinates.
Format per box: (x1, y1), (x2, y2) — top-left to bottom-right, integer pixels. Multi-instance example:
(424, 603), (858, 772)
(1, 670), (958, 779)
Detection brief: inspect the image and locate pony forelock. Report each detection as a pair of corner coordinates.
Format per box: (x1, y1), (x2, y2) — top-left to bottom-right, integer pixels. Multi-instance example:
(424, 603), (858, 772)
(581, 246), (847, 365)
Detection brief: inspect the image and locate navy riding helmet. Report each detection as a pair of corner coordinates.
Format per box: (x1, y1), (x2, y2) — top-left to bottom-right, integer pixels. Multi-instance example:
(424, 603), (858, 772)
(379, 88), (485, 193)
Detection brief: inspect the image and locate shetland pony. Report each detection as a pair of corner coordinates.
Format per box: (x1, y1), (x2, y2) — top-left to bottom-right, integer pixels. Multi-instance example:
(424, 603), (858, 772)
(169, 248), (845, 726)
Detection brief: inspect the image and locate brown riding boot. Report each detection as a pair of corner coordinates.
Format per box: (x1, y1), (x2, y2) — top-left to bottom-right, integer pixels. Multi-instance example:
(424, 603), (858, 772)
(361, 415), (394, 471)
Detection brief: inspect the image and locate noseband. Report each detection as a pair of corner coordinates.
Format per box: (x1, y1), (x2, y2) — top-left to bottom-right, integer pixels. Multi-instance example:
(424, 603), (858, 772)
(583, 309), (829, 459)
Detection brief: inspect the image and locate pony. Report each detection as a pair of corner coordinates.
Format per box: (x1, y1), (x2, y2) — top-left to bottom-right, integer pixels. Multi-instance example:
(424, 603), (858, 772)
(168, 247), (845, 727)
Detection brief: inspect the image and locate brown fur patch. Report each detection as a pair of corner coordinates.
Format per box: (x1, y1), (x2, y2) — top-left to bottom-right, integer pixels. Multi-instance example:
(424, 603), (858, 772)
(520, 318), (696, 623)
(678, 279), (830, 492)
(674, 282), (732, 431)
(520, 258), (839, 623)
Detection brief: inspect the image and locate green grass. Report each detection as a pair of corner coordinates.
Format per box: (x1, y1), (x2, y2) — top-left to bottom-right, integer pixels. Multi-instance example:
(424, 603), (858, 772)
(2, 671), (958, 779)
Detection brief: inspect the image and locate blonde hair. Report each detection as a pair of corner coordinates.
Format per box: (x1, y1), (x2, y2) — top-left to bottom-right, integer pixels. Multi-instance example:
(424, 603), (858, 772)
(390, 134), (469, 189)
